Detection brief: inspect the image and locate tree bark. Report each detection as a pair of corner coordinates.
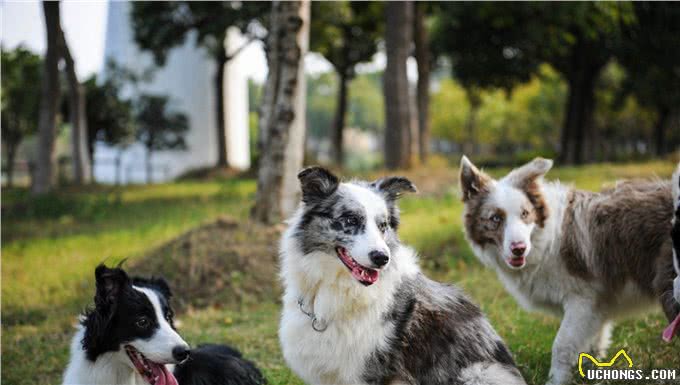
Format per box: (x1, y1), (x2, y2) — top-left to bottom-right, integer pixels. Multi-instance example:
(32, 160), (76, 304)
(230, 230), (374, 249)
(253, 0), (309, 224)
(654, 106), (670, 156)
(6, 139), (18, 188)
(59, 29), (91, 185)
(32, 1), (61, 195)
(146, 148), (152, 184)
(215, 50), (228, 167)
(331, 70), (349, 166)
(383, 1), (413, 170)
(414, 2), (430, 163)
(558, 40), (604, 165)
(464, 88), (481, 156)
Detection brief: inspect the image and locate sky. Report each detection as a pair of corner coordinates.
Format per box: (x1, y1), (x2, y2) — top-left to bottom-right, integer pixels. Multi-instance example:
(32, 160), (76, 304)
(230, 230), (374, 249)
(1, 1), (409, 83)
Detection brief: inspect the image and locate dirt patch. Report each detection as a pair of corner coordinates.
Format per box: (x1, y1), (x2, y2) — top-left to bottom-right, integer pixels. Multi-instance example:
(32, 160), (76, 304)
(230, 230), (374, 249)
(133, 216), (284, 312)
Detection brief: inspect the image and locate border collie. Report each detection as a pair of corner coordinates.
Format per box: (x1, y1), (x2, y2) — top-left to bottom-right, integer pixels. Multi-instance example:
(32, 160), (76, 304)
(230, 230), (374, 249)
(279, 167), (526, 385)
(664, 164), (680, 342)
(62, 264), (265, 385)
(459, 156), (679, 385)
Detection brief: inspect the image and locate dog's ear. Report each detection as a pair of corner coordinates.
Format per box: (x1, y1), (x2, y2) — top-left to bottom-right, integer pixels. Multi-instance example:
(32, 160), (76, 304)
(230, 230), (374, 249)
(459, 156), (492, 201)
(503, 157), (553, 189)
(151, 277), (172, 299)
(298, 166), (339, 204)
(371, 177), (417, 201)
(94, 264), (129, 308)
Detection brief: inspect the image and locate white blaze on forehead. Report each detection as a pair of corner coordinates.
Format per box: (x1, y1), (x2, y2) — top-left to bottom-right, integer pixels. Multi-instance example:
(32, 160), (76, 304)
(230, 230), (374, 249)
(341, 183), (391, 267)
(342, 183), (388, 218)
(488, 183), (529, 216)
(132, 286), (188, 361)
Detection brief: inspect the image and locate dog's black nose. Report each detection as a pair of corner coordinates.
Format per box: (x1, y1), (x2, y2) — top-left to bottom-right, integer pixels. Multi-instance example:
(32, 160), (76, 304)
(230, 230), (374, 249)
(510, 242), (526, 257)
(369, 251), (389, 267)
(172, 346), (190, 362)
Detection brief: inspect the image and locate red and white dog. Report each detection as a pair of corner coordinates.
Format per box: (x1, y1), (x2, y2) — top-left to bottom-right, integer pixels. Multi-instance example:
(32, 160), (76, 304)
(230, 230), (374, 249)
(459, 157), (679, 385)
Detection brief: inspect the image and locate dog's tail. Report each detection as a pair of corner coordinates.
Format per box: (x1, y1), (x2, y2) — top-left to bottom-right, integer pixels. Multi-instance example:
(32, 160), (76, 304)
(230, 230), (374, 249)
(173, 344), (266, 385)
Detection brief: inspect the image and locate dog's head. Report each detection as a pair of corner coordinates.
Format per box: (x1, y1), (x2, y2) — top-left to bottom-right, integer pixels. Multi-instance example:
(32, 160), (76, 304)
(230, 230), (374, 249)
(82, 264), (189, 384)
(292, 167), (416, 286)
(459, 156), (552, 270)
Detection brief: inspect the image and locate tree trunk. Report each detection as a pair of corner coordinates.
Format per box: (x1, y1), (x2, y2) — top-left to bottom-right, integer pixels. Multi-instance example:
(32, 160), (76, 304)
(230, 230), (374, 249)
(32, 1), (61, 195)
(558, 41), (603, 165)
(115, 149), (123, 186)
(146, 148), (152, 184)
(383, 1), (413, 170)
(414, 2), (430, 163)
(6, 140), (18, 188)
(215, 50), (228, 167)
(464, 88), (481, 156)
(253, 0), (309, 224)
(59, 28), (91, 185)
(331, 70), (349, 167)
(654, 106), (670, 156)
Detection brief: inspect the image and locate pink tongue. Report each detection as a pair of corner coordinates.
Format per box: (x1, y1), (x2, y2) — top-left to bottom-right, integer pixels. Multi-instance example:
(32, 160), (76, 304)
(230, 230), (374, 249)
(151, 363), (178, 385)
(351, 267), (378, 285)
(662, 313), (680, 342)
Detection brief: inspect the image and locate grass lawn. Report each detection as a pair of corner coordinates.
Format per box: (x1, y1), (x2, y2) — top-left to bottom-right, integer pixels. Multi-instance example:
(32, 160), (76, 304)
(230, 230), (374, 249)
(2, 160), (679, 385)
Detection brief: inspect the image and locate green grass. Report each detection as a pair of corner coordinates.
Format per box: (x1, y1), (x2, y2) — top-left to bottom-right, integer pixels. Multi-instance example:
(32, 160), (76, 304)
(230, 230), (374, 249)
(3, 160), (678, 385)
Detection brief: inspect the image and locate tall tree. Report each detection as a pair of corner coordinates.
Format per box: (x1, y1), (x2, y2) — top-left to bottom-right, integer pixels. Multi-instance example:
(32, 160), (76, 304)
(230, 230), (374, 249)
(83, 75), (134, 183)
(32, 1), (61, 194)
(131, 2), (268, 168)
(383, 1), (413, 170)
(253, 0), (310, 224)
(413, 2), (431, 163)
(57, 27), (91, 184)
(432, 3), (631, 164)
(309, 1), (383, 166)
(134, 95), (189, 184)
(618, 2), (680, 156)
(1, 47), (42, 187)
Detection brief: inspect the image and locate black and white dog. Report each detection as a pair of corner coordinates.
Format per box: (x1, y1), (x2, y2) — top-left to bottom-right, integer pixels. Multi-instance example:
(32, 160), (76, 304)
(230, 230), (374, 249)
(62, 264), (265, 385)
(664, 164), (680, 342)
(279, 167), (525, 385)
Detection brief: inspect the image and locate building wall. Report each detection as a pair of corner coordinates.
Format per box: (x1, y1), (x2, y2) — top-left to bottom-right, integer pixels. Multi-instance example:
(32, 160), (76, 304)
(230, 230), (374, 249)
(96, 1), (219, 184)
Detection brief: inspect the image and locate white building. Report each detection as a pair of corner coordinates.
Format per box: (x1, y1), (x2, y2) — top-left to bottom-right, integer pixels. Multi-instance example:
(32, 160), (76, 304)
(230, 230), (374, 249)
(95, 1), (250, 184)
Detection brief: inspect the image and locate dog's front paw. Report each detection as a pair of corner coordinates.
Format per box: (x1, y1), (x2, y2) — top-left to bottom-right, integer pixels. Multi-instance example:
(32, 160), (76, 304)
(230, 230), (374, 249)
(545, 368), (571, 385)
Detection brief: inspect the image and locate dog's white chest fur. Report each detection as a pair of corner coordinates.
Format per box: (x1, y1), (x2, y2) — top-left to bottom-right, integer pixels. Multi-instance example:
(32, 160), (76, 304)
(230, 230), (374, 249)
(279, 226), (418, 385)
(62, 327), (147, 385)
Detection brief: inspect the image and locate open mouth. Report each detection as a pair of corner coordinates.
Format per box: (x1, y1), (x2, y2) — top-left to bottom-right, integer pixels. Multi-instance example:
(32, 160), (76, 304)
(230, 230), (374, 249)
(335, 246), (379, 286)
(662, 313), (680, 342)
(125, 345), (178, 385)
(506, 256), (526, 268)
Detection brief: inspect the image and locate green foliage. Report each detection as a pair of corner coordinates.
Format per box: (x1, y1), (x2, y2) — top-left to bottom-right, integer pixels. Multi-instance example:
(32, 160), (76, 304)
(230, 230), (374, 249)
(134, 95), (189, 152)
(306, 71), (385, 139)
(82, 74), (134, 156)
(1, 46), (42, 150)
(306, 72), (336, 139)
(347, 71), (384, 132)
(130, 2), (268, 64)
(310, 1), (383, 78)
(430, 65), (565, 157)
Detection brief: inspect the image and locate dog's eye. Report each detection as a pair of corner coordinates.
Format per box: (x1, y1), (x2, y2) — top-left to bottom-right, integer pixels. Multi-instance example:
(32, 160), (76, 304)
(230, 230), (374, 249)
(343, 216), (359, 227)
(521, 209), (529, 219)
(135, 317), (150, 329)
(490, 214), (502, 223)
